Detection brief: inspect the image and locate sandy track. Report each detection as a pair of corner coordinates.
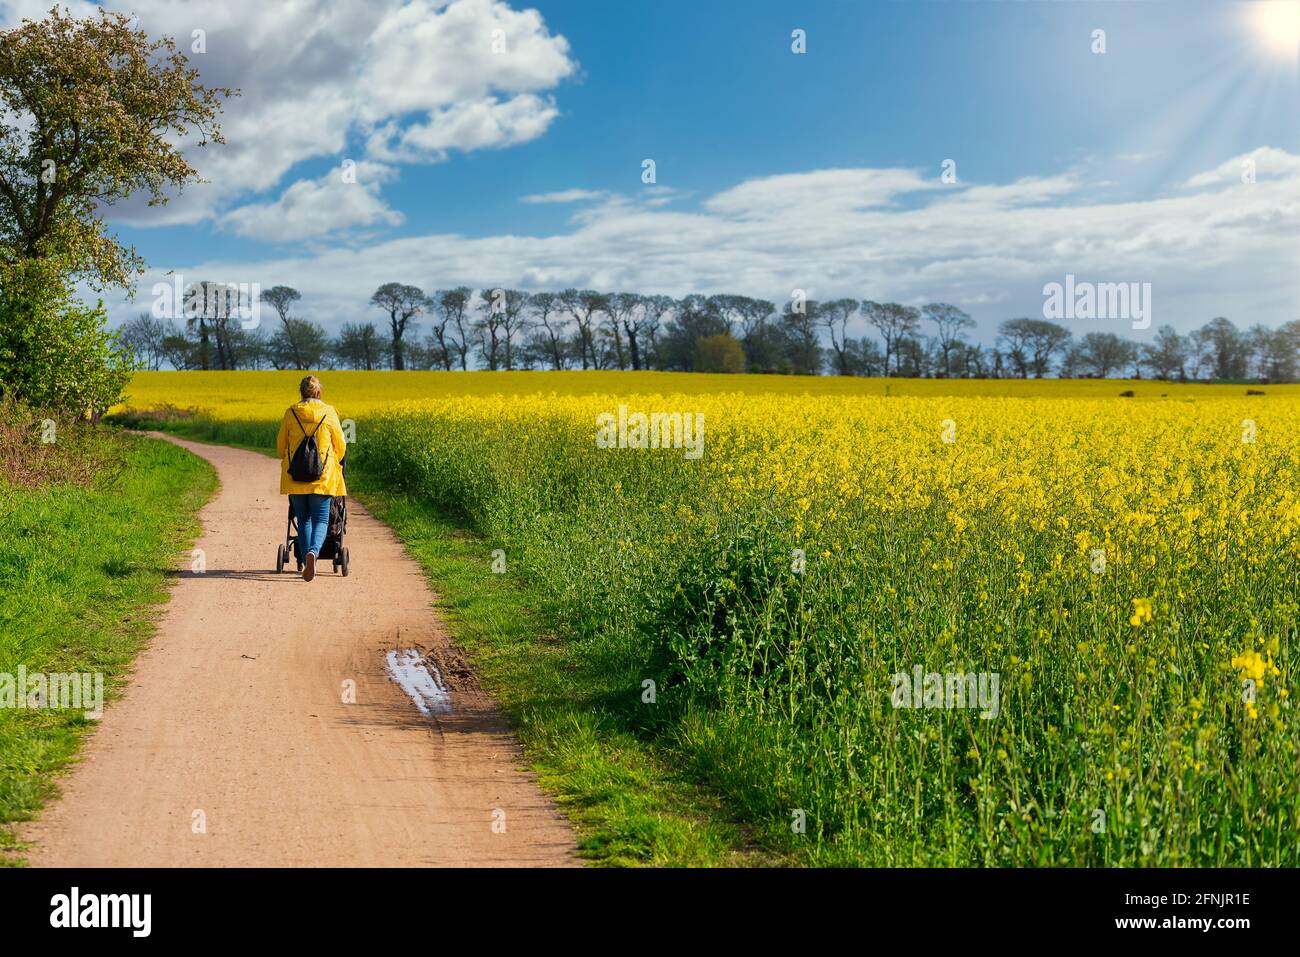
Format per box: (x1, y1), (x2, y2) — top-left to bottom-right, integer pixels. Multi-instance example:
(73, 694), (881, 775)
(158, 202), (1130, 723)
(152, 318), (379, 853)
(23, 434), (576, 867)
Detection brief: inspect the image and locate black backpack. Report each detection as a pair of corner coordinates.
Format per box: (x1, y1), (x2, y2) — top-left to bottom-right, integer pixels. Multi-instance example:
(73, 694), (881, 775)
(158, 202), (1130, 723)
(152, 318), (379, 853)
(288, 408), (327, 482)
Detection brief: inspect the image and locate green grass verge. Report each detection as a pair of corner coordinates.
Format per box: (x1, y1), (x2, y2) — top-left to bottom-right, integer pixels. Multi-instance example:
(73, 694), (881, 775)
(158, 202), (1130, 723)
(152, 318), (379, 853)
(354, 485), (768, 866)
(0, 433), (216, 864)
(114, 413), (780, 866)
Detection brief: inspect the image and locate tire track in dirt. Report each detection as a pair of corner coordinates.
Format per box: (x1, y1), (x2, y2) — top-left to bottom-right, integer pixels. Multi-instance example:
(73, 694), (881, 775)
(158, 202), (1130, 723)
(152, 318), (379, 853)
(22, 434), (578, 867)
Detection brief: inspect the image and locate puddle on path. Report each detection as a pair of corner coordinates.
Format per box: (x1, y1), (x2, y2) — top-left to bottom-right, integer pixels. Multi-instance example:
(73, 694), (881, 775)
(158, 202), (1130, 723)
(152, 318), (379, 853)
(385, 649), (452, 716)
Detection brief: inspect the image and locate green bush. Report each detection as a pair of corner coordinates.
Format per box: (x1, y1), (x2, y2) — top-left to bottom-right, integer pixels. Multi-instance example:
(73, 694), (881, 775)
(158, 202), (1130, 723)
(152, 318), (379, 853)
(0, 259), (134, 419)
(693, 334), (746, 373)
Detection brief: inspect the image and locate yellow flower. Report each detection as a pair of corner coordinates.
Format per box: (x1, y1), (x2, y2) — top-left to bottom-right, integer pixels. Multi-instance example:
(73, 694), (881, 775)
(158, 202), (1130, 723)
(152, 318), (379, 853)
(1129, 597), (1153, 627)
(1231, 648), (1281, 687)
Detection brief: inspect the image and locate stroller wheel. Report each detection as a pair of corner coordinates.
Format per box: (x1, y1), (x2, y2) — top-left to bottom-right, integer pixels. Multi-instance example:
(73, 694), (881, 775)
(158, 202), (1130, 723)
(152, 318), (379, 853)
(341, 547), (350, 577)
(275, 544), (285, 573)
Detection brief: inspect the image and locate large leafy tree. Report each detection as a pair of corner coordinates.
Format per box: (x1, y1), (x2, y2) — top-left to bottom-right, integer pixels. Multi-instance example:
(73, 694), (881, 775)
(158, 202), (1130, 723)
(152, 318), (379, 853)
(0, 6), (233, 288)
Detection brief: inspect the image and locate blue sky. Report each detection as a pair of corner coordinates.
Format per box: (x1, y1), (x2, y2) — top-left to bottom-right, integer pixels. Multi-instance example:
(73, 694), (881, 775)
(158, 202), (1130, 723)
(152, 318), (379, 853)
(5, 0), (1296, 341)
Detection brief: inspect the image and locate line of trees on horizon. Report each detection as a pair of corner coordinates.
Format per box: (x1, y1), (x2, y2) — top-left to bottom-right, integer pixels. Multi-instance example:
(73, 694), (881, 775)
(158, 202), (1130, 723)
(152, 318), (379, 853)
(118, 284), (1300, 383)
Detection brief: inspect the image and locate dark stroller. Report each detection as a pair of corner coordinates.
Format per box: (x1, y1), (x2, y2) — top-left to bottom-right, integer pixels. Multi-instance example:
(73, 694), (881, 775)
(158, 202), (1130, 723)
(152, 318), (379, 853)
(275, 458), (350, 576)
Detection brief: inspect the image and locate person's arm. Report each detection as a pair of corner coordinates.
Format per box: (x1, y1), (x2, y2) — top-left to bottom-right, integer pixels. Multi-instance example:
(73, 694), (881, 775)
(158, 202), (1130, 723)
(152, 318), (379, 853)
(276, 411), (289, 460)
(329, 408), (347, 462)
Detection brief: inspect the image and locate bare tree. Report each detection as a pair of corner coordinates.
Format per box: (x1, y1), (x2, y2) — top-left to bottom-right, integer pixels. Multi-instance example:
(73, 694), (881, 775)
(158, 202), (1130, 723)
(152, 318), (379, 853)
(639, 294), (675, 370)
(998, 318), (1071, 378)
(702, 295), (741, 337)
(780, 299), (823, 374)
(734, 297), (776, 340)
(473, 290), (505, 370)
(862, 300), (920, 375)
(605, 293), (645, 369)
(428, 287), (470, 370)
(922, 303), (976, 378)
(1143, 326), (1187, 381)
(119, 312), (168, 370)
(186, 280), (250, 370)
(474, 288), (529, 370)
(1075, 332), (1134, 378)
(558, 288), (608, 370)
(260, 285), (327, 370)
(818, 298), (859, 375)
(181, 279), (216, 370)
(369, 282), (425, 370)
(1186, 326), (1211, 380)
(334, 321), (386, 370)
(526, 292), (570, 370)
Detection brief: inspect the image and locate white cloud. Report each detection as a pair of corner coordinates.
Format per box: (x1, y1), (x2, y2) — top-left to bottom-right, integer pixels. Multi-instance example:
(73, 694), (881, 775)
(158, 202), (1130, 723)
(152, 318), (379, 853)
(356, 0), (574, 122)
(1181, 146), (1300, 188)
(1117, 151), (1164, 163)
(366, 94), (559, 163)
(945, 174), (1081, 208)
(705, 168), (936, 219)
(0, 0), (578, 233)
(221, 162), (403, 242)
(521, 189), (608, 204)
(109, 148), (1300, 339)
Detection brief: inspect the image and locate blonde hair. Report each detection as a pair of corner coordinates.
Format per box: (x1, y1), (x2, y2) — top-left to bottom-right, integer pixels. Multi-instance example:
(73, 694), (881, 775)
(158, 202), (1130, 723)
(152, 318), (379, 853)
(299, 375), (322, 400)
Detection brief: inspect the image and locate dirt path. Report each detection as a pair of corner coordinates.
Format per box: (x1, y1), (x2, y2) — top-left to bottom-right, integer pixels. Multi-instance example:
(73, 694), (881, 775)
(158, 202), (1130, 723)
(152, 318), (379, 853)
(22, 434), (577, 867)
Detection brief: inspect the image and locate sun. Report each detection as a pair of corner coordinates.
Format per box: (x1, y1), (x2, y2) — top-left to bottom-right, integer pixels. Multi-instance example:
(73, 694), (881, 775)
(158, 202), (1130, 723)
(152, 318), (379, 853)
(1250, 0), (1300, 58)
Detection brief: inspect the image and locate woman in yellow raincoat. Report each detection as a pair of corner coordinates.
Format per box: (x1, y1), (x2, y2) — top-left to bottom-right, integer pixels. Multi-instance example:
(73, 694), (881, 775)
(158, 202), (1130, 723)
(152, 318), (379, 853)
(276, 375), (347, 581)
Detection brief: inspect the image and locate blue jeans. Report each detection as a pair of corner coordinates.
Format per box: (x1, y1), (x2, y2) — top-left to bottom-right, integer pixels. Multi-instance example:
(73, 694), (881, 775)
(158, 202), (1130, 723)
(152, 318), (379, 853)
(290, 493), (332, 559)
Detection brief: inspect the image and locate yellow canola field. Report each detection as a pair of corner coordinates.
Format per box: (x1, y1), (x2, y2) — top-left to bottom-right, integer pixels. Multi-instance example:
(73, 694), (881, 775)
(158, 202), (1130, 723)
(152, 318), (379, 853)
(123, 370), (1300, 864)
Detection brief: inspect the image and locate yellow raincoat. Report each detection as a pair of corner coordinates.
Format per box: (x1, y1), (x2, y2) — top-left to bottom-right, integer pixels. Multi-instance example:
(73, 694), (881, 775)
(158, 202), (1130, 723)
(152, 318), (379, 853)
(275, 399), (347, 497)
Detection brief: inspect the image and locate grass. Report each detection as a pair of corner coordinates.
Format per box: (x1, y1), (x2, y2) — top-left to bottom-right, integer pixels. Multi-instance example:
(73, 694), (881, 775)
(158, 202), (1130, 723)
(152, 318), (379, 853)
(352, 483), (767, 865)
(0, 432), (216, 863)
